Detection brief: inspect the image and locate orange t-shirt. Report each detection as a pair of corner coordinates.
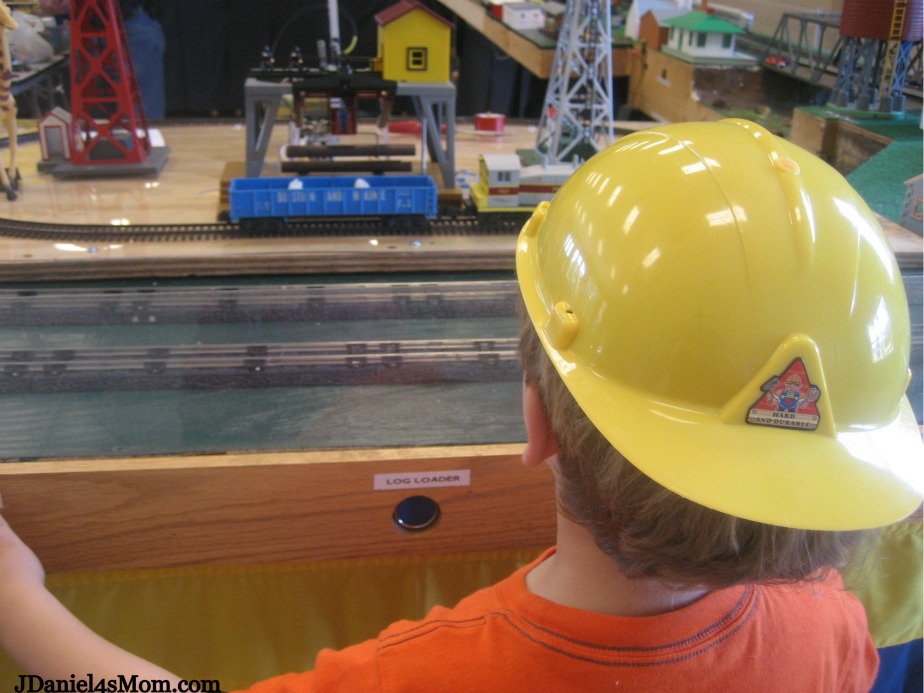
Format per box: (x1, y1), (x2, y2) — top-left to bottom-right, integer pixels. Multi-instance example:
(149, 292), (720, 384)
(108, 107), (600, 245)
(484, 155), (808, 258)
(235, 549), (878, 692)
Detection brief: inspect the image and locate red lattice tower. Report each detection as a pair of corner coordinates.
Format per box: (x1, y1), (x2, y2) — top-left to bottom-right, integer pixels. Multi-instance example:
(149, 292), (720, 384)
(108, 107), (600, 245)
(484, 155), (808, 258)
(69, 0), (150, 165)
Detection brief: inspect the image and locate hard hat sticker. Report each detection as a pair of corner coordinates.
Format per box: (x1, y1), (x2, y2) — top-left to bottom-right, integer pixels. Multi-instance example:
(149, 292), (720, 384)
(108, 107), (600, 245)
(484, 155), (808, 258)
(747, 358), (821, 431)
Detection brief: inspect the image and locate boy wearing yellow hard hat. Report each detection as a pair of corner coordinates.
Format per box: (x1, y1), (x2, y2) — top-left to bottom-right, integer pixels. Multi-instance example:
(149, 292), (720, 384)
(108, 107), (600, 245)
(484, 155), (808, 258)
(0, 119), (919, 691)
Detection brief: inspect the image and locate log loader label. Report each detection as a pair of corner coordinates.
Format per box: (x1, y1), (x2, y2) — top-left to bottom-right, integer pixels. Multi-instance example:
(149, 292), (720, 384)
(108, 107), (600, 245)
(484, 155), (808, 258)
(747, 358), (821, 431)
(373, 470), (471, 490)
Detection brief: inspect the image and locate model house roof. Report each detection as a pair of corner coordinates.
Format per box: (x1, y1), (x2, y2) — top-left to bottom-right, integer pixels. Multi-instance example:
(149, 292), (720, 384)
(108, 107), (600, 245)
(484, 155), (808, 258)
(375, 0), (453, 28)
(666, 11), (745, 34)
(642, 7), (689, 26)
(40, 106), (71, 124)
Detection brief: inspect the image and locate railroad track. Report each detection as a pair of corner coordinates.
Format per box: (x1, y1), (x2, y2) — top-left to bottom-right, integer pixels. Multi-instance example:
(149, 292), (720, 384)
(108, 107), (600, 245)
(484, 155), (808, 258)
(0, 279), (520, 325)
(0, 337), (520, 393)
(0, 211), (530, 243)
(0, 279), (522, 392)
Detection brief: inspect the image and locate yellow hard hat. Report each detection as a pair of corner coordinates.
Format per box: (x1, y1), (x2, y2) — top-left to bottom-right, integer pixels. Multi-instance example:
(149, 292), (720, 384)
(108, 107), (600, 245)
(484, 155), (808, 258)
(516, 118), (923, 530)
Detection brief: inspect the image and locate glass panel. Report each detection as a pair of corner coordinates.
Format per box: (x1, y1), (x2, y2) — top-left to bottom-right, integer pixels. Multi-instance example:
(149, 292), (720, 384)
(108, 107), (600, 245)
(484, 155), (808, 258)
(0, 276), (526, 460)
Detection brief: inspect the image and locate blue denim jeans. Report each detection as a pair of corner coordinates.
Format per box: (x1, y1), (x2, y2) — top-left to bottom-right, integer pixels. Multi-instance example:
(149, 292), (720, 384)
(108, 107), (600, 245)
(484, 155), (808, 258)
(124, 9), (165, 120)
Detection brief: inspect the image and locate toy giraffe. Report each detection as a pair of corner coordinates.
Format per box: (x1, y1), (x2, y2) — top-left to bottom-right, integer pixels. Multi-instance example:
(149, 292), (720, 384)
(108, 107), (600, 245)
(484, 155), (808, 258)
(0, 1), (18, 200)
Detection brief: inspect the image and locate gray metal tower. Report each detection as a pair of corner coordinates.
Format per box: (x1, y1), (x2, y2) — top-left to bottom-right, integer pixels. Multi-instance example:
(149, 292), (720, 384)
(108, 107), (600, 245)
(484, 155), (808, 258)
(535, 0), (614, 164)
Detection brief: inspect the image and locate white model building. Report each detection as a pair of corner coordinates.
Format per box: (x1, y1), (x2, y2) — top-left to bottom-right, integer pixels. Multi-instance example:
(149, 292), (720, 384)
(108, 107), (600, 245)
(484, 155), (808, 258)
(663, 10), (745, 59)
(503, 3), (545, 30)
(625, 0), (692, 40)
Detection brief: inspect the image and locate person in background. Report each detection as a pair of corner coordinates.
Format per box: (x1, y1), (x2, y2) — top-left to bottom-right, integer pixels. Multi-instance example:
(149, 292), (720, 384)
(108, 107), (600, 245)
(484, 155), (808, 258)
(0, 119), (920, 691)
(38, 0), (165, 120)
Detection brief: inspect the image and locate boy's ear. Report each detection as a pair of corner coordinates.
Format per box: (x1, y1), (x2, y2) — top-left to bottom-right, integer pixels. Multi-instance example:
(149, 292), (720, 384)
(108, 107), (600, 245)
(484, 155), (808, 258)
(522, 381), (561, 467)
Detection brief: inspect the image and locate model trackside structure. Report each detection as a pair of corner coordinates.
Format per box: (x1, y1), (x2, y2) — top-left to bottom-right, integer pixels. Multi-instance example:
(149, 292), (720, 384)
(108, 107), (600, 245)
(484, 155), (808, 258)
(469, 152), (576, 212)
(228, 175), (438, 222)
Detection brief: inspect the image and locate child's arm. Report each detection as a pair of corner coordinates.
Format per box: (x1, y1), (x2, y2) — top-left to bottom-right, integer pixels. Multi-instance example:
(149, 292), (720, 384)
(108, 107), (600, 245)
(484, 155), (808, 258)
(0, 513), (182, 685)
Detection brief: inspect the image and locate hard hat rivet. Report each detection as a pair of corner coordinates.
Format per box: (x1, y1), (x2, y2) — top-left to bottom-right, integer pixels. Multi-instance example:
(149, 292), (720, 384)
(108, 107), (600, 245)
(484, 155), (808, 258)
(773, 157), (800, 174)
(545, 300), (579, 350)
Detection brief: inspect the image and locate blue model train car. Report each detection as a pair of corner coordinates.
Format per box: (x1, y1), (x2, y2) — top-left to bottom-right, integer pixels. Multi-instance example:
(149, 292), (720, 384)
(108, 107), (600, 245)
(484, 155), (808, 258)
(228, 175), (439, 222)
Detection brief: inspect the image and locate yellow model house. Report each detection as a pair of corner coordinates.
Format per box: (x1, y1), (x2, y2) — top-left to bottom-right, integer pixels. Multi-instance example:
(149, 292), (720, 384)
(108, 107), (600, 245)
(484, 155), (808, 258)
(374, 0), (453, 82)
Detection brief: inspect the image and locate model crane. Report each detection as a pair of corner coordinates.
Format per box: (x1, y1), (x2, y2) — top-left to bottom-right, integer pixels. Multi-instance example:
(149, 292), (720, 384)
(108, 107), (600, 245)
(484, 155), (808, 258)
(535, 0), (615, 164)
(42, 0), (169, 178)
(68, 0), (150, 167)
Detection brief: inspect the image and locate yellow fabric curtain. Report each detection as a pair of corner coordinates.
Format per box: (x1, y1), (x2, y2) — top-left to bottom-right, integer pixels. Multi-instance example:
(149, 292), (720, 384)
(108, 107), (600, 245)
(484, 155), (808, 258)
(1, 522), (918, 691)
(843, 520), (923, 649)
(0, 550), (541, 692)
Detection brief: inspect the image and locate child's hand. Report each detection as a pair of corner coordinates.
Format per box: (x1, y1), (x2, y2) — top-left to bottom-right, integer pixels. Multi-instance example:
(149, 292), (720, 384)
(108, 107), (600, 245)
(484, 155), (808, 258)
(0, 513), (45, 601)
(0, 514), (178, 683)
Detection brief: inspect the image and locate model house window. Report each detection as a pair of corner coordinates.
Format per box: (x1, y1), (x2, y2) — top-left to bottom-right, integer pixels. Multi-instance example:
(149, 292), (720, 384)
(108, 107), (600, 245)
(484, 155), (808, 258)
(722, 34), (732, 48)
(696, 32), (707, 47)
(407, 47), (427, 71)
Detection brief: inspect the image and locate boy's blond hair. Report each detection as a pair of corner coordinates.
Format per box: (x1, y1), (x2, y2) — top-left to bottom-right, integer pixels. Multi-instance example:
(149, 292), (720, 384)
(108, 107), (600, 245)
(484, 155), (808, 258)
(518, 305), (871, 589)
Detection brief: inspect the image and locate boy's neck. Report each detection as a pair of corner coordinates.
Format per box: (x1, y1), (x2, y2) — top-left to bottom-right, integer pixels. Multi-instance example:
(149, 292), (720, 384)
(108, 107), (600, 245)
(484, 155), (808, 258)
(525, 514), (710, 617)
